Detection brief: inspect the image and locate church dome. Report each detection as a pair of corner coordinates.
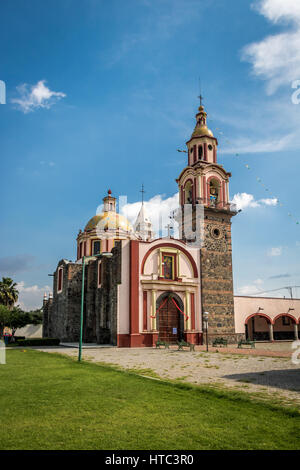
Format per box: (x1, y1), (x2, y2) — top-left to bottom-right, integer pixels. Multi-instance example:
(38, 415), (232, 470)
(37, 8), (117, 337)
(192, 125), (214, 138)
(191, 104), (214, 138)
(85, 212), (133, 233)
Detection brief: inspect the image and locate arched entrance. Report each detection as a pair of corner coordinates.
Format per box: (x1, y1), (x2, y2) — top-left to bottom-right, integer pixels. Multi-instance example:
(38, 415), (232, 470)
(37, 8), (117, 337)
(245, 313), (272, 341)
(156, 292), (184, 344)
(273, 314), (297, 340)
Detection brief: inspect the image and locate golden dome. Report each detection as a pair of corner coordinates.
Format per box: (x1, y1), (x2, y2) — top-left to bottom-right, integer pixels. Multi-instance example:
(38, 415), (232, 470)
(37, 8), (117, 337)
(85, 212), (133, 233)
(192, 125), (214, 138)
(191, 103), (214, 138)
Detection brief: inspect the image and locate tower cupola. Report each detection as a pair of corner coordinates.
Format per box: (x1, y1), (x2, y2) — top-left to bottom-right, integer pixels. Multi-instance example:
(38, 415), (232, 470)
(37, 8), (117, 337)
(186, 100), (218, 167)
(103, 189), (116, 212)
(192, 104), (214, 138)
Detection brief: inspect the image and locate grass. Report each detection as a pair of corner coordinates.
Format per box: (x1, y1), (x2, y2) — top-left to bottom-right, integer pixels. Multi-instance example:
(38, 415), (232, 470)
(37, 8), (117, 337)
(0, 349), (299, 450)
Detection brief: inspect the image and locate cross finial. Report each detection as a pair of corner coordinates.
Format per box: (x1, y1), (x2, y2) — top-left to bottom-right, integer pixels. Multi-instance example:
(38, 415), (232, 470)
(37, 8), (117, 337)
(140, 184), (146, 205)
(198, 94), (204, 107)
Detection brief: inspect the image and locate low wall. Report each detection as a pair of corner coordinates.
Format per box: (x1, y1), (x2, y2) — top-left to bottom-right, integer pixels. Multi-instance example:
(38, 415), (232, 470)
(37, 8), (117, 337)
(15, 325), (43, 338)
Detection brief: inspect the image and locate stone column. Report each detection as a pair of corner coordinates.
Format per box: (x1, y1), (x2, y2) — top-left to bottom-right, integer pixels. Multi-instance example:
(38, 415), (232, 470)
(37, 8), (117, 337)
(185, 291), (191, 331)
(269, 322), (274, 342)
(151, 289), (157, 331)
(294, 323), (299, 340)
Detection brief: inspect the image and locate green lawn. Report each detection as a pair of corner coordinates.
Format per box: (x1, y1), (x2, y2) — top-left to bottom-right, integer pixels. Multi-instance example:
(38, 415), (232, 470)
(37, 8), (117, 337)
(0, 349), (299, 450)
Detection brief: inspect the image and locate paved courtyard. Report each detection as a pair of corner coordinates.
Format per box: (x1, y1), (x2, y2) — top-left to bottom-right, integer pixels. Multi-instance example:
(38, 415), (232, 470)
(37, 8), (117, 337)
(38, 342), (300, 409)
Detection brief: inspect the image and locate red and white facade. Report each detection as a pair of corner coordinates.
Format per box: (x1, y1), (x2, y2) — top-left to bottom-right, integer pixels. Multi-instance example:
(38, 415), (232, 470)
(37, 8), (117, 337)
(116, 238), (202, 347)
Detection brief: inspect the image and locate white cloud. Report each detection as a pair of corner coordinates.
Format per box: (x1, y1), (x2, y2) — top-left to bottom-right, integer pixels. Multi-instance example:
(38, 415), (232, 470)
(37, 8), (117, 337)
(12, 80), (66, 113)
(243, 0), (300, 94)
(237, 284), (262, 295)
(254, 0), (300, 24)
(16, 281), (52, 311)
(121, 193), (179, 237)
(221, 133), (294, 154)
(260, 198), (278, 206)
(231, 192), (277, 211)
(237, 279), (264, 295)
(267, 246), (282, 256)
(120, 192), (277, 232)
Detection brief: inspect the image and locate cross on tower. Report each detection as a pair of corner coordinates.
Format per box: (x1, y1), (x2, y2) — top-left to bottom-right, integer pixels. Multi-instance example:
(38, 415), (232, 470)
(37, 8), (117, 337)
(140, 184), (146, 205)
(198, 94), (204, 107)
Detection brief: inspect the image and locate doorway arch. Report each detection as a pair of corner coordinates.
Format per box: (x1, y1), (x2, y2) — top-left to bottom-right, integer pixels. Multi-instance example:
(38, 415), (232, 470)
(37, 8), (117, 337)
(156, 292), (184, 343)
(245, 313), (272, 341)
(273, 314), (297, 340)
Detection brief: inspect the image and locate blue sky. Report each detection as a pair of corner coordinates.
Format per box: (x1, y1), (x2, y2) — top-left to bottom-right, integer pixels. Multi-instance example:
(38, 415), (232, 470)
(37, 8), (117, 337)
(1, 0), (300, 309)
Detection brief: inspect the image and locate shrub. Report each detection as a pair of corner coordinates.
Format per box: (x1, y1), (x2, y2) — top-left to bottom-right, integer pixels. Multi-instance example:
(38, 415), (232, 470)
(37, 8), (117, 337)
(16, 338), (60, 346)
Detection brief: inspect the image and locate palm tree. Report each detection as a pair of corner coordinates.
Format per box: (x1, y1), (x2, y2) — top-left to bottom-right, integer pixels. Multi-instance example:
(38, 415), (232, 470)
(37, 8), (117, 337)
(0, 277), (19, 309)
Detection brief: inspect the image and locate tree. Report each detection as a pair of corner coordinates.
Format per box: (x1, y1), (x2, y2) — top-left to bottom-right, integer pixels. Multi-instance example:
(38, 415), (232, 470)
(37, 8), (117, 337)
(0, 304), (10, 338)
(8, 307), (30, 338)
(0, 277), (19, 309)
(27, 309), (43, 325)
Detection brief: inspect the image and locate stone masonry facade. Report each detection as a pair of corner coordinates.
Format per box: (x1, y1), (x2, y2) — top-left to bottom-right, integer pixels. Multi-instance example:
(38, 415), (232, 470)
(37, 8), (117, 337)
(43, 242), (122, 345)
(199, 207), (243, 343)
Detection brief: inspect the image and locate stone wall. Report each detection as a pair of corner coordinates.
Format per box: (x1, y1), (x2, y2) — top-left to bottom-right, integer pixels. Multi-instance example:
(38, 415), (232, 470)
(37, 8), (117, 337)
(43, 241), (122, 344)
(199, 207), (243, 343)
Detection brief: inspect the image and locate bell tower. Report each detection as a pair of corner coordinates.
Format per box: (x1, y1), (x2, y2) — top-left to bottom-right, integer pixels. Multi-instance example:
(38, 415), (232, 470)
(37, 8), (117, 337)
(176, 100), (239, 343)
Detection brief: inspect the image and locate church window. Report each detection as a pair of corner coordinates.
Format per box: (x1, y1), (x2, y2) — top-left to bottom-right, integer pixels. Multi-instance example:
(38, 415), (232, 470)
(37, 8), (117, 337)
(190, 147), (194, 153)
(93, 240), (101, 255)
(208, 144), (213, 151)
(79, 242), (83, 259)
(162, 254), (176, 280)
(198, 145), (203, 159)
(57, 267), (63, 293)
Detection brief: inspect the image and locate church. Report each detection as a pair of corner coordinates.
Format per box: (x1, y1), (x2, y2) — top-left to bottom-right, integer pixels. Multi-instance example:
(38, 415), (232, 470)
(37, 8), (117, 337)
(43, 102), (300, 346)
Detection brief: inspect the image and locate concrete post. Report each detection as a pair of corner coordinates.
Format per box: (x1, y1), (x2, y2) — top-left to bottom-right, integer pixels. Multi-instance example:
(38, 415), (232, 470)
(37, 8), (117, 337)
(269, 322), (274, 342)
(294, 323), (299, 341)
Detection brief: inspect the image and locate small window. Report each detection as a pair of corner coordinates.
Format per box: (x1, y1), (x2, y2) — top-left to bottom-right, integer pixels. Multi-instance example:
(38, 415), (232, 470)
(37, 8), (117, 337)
(208, 144), (213, 151)
(57, 267), (63, 293)
(79, 242), (83, 259)
(282, 316), (290, 326)
(190, 147), (194, 153)
(198, 145), (203, 159)
(93, 240), (101, 255)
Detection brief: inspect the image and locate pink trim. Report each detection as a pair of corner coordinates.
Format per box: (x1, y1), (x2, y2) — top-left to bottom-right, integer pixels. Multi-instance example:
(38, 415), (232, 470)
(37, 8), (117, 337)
(143, 291), (148, 330)
(273, 313), (298, 325)
(130, 240), (140, 335)
(244, 313), (272, 325)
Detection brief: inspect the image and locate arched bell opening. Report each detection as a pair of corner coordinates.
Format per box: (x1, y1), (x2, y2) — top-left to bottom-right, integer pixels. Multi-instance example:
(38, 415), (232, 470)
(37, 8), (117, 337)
(184, 180), (193, 204)
(208, 178), (220, 207)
